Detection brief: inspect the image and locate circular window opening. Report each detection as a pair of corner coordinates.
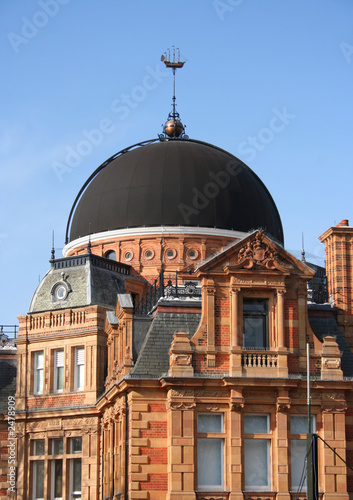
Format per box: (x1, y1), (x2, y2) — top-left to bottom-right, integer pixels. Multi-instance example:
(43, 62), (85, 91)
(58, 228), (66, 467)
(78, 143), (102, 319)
(125, 251), (133, 261)
(166, 249), (176, 259)
(55, 285), (67, 300)
(145, 250), (153, 260)
(188, 249), (197, 259)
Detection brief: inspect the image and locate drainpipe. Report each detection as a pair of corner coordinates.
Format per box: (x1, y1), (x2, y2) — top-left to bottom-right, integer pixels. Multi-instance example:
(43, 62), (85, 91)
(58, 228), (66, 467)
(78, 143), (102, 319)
(112, 419), (115, 498)
(101, 424), (104, 500)
(124, 391), (129, 500)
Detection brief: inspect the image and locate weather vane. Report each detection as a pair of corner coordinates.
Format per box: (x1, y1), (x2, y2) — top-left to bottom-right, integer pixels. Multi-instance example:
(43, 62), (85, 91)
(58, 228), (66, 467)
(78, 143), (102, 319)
(160, 47), (187, 138)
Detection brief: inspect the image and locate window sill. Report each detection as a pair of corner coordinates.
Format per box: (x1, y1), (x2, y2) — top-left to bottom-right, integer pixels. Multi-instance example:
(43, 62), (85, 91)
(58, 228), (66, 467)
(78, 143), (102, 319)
(196, 491), (229, 500)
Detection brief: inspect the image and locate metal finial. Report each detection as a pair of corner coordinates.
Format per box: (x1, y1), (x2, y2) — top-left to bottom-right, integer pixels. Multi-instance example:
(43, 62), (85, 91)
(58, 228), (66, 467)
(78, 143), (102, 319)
(301, 232), (306, 262)
(50, 230), (55, 263)
(88, 223), (92, 254)
(160, 48), (186, 139)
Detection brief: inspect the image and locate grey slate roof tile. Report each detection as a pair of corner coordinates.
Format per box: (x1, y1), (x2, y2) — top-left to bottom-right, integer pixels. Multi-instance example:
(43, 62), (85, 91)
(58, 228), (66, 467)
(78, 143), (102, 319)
(131, 311), (201, 378)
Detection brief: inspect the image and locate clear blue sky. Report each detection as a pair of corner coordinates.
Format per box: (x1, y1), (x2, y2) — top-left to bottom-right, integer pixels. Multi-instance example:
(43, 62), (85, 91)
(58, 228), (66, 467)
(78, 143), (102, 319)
(1, 0), (353, 326)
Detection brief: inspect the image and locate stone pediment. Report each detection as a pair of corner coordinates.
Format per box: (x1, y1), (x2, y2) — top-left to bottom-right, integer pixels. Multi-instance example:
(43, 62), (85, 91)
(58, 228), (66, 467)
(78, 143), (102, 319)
(196, 230), (314, 278)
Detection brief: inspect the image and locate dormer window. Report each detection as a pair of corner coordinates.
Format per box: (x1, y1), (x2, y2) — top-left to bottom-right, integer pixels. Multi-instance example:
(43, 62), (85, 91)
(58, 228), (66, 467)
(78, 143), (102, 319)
(243, 299), (268, 349)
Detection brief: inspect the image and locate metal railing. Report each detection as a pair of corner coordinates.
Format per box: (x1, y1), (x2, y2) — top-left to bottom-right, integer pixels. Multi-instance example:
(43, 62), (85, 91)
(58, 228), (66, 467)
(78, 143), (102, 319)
(134, 271), (201, 315)
(0, 325), (18, 339)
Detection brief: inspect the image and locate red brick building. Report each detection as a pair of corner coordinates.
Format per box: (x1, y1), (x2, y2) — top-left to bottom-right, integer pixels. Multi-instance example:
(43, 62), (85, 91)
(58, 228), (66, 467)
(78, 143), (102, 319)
(5, 90), (353, 499)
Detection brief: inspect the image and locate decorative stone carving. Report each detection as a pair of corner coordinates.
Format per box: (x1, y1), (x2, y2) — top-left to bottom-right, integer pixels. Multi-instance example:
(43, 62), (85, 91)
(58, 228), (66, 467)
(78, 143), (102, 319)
(321, 336), (343, 380)
(198, 496), (229, 500)
(168, 332), (194, 377)
(170, 389), (194, 397)
(167, 401), (196, 411)
(227, 231), (292, 271)
(206, 405), (220, 412)
(229, 395), (245, 412)
(276, 399), (291, 413)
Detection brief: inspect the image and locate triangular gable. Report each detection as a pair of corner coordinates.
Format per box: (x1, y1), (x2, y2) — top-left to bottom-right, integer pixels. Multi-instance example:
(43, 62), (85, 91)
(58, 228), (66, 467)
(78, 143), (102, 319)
(195, 230), (315, 279)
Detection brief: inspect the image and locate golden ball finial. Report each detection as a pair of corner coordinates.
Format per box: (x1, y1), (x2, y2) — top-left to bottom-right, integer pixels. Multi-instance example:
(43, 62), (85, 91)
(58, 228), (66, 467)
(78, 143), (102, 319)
(164, 118), (184, 138)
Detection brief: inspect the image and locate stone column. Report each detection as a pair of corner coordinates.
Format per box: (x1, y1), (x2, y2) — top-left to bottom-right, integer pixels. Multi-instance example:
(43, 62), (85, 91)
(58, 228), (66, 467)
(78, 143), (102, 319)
(277, 289), (285, 348)
(206, 279), (216, 367)
(230, 285), (241, 348)
(167, 390), (196, 500)
(230, 285), (242, 377)
(229, 390), (244, 500)
(320, 407), (349, 500)
(276, 393), (291, 500)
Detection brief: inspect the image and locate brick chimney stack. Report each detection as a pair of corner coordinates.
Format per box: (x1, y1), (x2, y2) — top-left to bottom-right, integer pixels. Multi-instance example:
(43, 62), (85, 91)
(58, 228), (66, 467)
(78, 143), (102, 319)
(320, 219), (353, 345)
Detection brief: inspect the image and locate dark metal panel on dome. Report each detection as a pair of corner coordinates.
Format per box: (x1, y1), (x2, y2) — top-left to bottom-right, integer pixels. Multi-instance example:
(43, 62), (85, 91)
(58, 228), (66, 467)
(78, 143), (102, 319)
(68, 138), (284, 244)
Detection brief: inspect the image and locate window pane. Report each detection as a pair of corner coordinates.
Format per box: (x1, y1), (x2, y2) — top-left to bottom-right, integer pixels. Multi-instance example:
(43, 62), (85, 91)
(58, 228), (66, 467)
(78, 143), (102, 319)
(70, 437), (82, 454)
(75, 348), (84, 391)
(291, 440), (307, 489)
(77, 364), (84, 390)
(33, 439), (45, 455)
(197, 438), (223, 487)
(33, 460), (44, 499)
(72, 458), (82, 493)
(244, 317), (266, 348)
(291, 416), (315, 434)
(53, 459), (63, 498)
(243, 300), (267, 313)
(56, 366), (64, 391)
(35, 352), (44, 394)
(36, 352), (44, 369)
(52, 438), (63, 455)
(244, 415), (269, 434)
(36, 369), (43, 394)
(244, 439), (270, 488)
(197, 414), (223, 433)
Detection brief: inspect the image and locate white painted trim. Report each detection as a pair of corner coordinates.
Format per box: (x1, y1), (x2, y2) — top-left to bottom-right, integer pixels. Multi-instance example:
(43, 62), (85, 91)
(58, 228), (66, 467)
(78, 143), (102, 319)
(63, 226), (248, 256)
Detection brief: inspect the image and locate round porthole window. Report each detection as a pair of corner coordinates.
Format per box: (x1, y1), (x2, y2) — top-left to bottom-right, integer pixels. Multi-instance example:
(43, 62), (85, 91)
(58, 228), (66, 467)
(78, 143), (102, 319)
(188, 249), (198, 260)
(166, 249), (176, 259)
(145, 250), (154, 260)
(125, 251), (133, 261)
(55, 285), (67, 300)
(51, 279), (71, 302)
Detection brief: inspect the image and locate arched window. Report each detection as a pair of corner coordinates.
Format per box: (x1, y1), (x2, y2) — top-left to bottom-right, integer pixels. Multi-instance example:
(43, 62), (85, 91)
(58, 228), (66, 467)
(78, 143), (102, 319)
(105, 250), (116, 261)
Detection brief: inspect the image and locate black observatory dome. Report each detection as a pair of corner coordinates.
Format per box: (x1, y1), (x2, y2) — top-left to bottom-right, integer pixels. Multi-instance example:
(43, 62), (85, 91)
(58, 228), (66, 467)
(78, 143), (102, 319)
(66, 138), (284, 245)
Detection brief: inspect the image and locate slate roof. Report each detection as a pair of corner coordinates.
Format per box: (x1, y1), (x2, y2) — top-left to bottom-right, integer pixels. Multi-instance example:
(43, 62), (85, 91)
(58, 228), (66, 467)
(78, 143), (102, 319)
(28, 253), (142, 313)
(130, 301), (201, 378)
(309, 304), (353, 377)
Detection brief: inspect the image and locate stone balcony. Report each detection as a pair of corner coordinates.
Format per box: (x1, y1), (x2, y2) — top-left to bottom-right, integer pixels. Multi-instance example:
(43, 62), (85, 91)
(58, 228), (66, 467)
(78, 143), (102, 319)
(231, 347), (289, 378)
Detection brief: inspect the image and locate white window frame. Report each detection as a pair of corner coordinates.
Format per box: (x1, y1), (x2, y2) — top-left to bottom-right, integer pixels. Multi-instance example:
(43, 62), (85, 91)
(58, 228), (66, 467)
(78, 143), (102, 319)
(54, 349), (64, 393)
(74, 347), (84, 392)
(244, 414), (271, 491)
(34, 351), (44, 395)
(197, 413), (225, 491)
(32, 460), (45, 500)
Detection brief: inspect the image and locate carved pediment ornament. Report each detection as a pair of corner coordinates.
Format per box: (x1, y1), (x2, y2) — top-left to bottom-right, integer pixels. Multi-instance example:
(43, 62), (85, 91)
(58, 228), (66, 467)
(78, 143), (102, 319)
(230, 231), (293, 271)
